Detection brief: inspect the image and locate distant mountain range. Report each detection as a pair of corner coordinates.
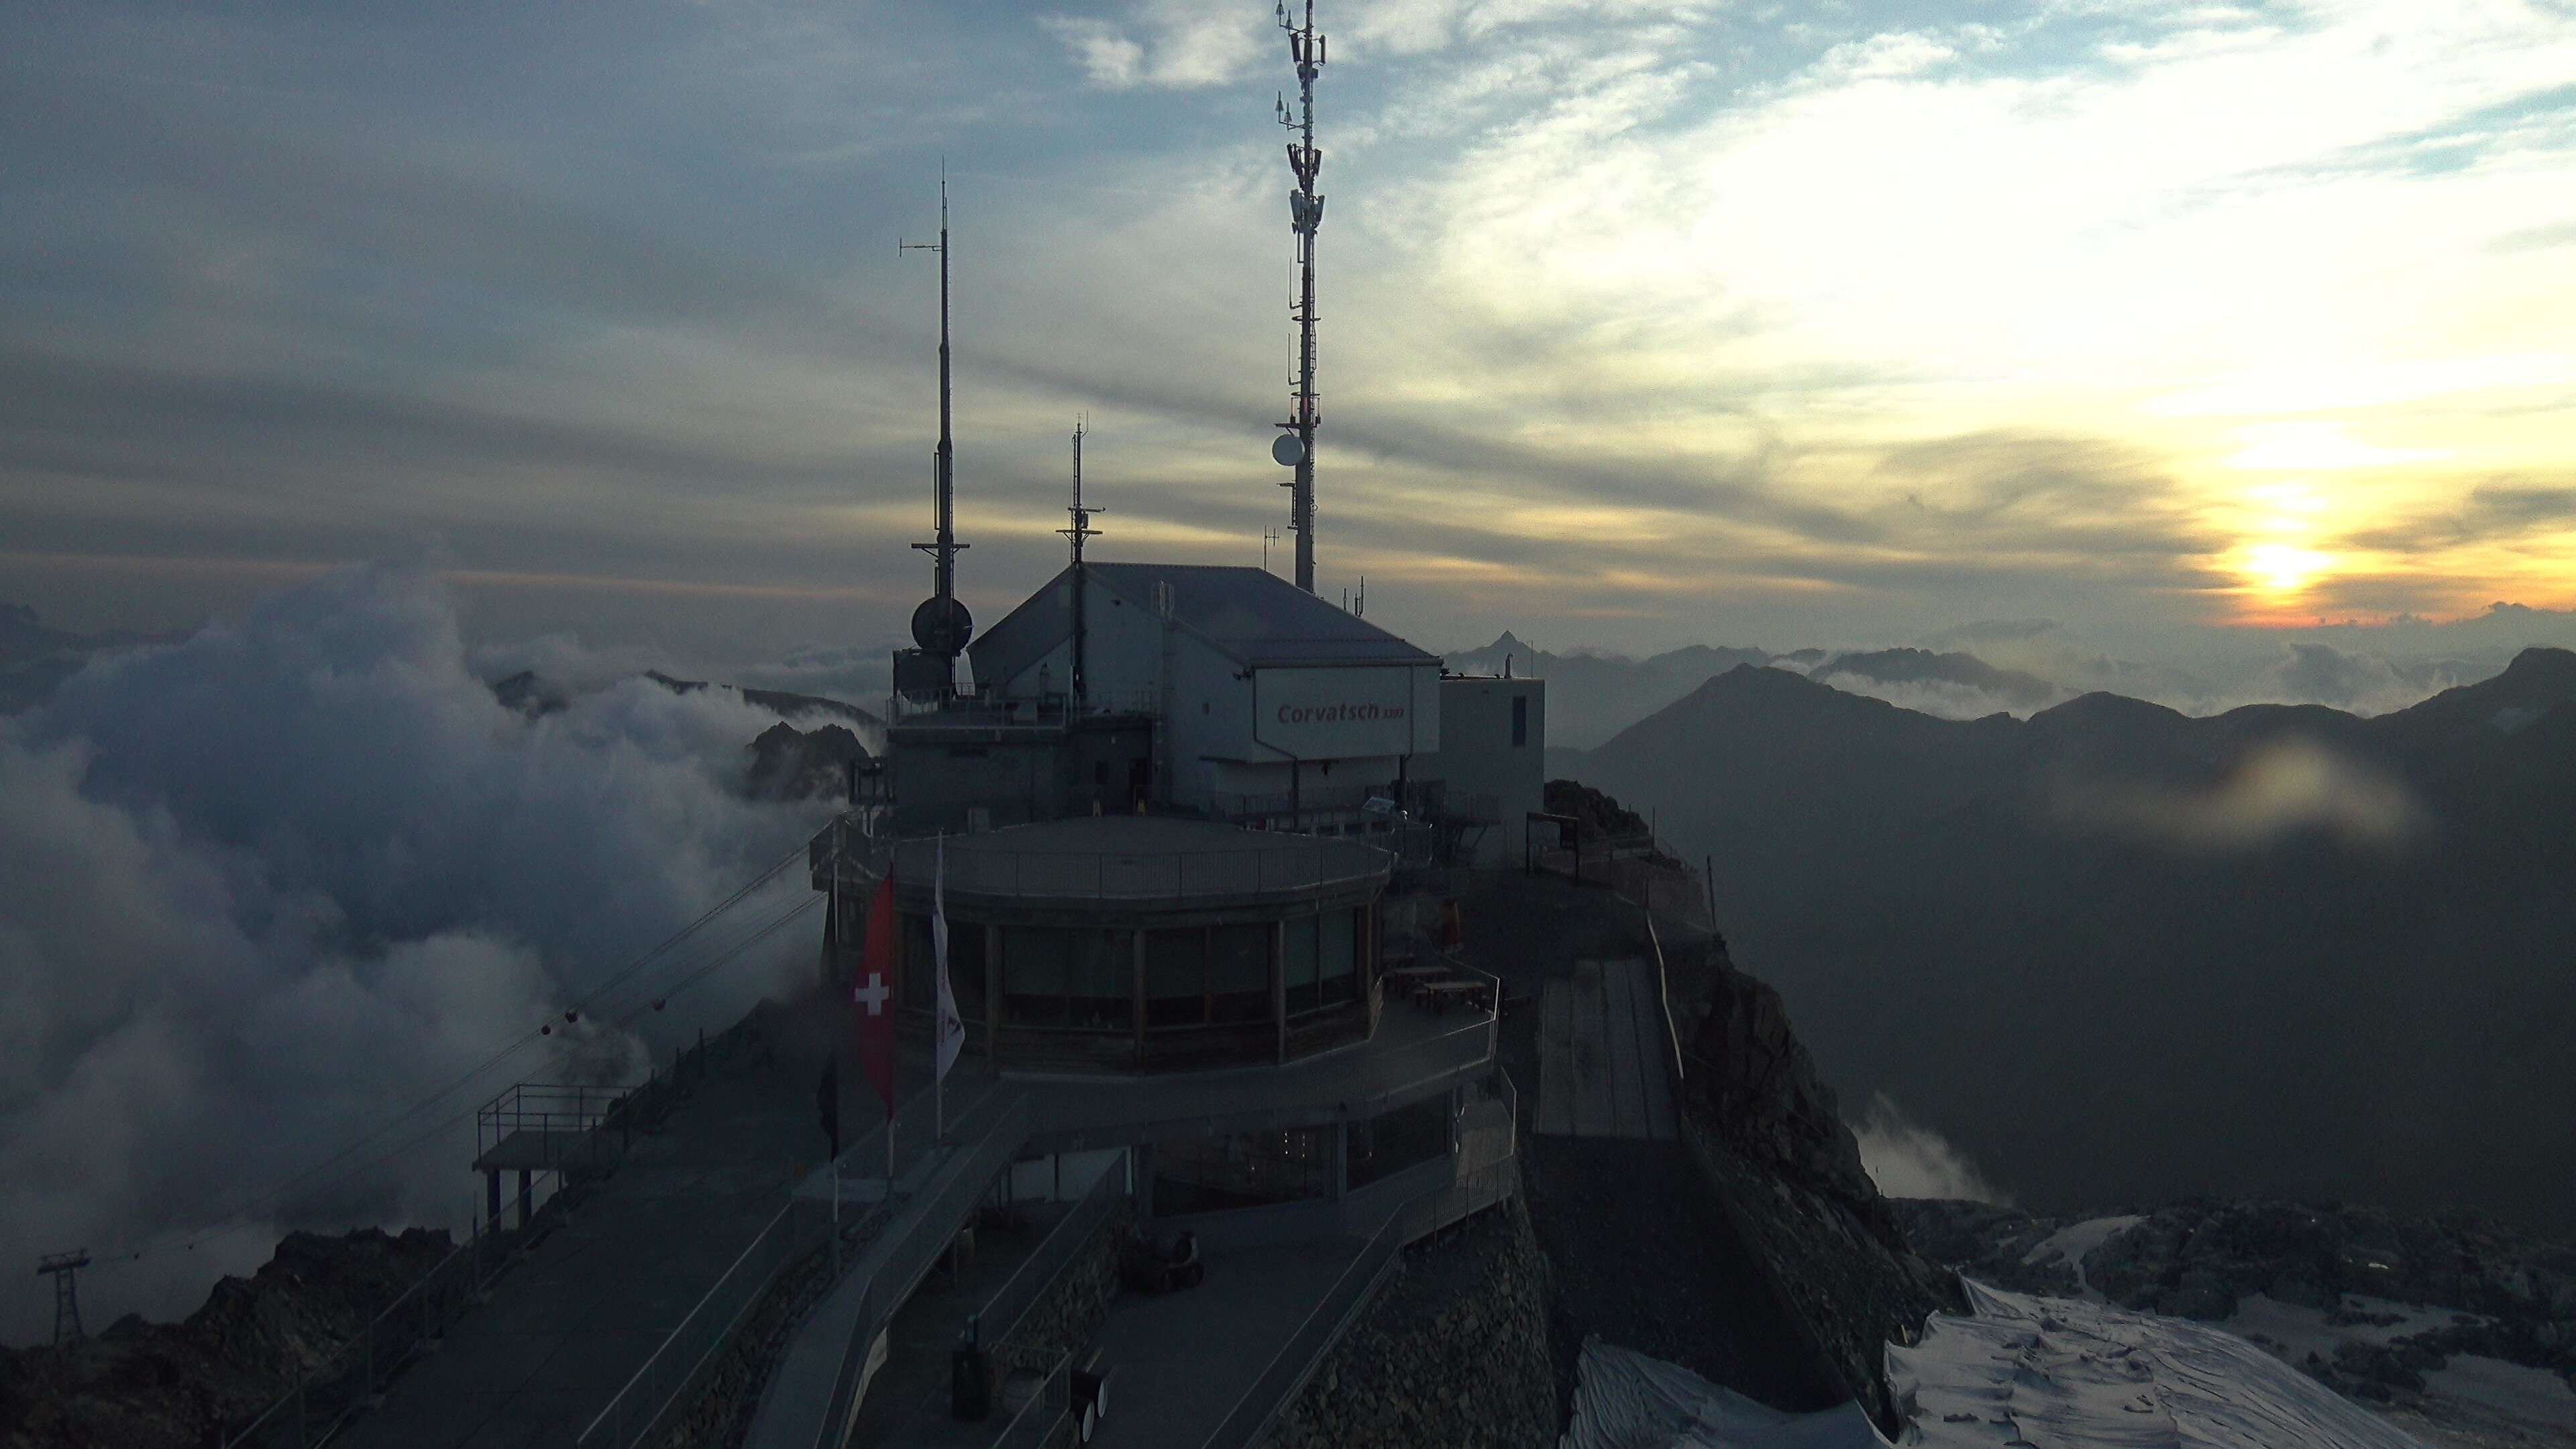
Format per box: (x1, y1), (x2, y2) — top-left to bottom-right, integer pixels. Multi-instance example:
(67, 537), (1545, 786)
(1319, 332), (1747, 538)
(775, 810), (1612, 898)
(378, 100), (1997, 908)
(1442, 629), (2520, 748)
(1560, 649), (2576, 1238)
(1445, 632), (2134, 747)
(0, 604), (170, 714)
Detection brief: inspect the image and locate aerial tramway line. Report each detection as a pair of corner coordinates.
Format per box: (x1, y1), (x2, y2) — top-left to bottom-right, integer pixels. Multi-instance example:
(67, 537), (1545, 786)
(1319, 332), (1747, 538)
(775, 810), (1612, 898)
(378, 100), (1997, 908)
(50, 845), (820, 1285)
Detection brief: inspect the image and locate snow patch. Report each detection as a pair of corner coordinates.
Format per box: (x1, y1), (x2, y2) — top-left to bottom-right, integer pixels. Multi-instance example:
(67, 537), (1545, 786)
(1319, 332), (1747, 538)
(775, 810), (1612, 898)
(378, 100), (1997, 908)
(2426, 1355), (2576, 1438)
(2019, 1214), (2143, 1300)
(1560, 1283), (2434, 1448)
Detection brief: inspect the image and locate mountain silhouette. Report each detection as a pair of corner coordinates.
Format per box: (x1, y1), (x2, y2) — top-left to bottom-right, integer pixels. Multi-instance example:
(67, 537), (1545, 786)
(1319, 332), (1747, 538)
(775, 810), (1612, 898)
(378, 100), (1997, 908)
(1570, 649), (2576, 1234)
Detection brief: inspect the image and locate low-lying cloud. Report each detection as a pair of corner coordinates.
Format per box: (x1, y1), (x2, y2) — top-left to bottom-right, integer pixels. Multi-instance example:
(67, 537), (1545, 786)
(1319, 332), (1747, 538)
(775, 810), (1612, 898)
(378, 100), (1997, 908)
(0, 567), (828, 1344)
(1851, 1093), (2008, 1203)
(2057, 738), (2421, 852)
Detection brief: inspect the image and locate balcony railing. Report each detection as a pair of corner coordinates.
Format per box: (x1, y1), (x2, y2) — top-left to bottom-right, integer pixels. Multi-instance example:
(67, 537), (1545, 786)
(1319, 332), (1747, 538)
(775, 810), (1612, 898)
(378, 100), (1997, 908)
(923, 843), (1392, 902)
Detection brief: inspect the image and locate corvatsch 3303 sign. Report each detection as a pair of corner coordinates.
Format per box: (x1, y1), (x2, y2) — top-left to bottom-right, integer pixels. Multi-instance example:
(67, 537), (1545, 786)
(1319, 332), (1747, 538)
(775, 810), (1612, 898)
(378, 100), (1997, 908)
(1252, 665), (1438, 759)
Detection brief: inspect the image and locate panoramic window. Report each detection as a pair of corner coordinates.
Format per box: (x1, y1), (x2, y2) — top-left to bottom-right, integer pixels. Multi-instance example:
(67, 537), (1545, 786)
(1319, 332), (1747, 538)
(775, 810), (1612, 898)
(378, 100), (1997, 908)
(1208, 922), (1270, 1024)
(1144, 928), (1205, 1029)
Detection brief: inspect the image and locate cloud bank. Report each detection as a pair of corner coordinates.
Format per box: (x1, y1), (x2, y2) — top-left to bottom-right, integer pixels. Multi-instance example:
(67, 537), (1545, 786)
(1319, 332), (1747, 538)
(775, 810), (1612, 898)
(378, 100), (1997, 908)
(0, 568), (827, 1344)
(1852, 1093), (2008, 1204)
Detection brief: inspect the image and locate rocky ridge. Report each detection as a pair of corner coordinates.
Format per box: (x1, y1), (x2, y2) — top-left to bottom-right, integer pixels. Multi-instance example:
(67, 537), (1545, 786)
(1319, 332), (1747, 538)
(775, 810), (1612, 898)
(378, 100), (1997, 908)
(0, 1228), (451, 1449)
(1662, 923), (1968, 1434)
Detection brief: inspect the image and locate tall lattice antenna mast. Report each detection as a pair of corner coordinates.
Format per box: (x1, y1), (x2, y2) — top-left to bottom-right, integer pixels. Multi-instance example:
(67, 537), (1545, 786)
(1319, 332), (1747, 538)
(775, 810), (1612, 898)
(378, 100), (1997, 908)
(901, 168), (972, 690)
(1271, 0), (1328, 594)
(1059, 417), (1104, 708)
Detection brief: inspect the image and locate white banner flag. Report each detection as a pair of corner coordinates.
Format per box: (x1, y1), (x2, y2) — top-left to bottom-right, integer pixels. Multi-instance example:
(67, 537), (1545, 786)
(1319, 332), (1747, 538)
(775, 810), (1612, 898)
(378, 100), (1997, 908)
(932, 832), (964, 1081)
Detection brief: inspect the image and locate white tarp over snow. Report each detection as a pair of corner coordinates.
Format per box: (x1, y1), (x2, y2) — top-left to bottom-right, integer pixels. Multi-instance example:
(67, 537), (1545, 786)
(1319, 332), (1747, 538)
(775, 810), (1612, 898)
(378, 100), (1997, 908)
(1560, 1282), (2430, 1448)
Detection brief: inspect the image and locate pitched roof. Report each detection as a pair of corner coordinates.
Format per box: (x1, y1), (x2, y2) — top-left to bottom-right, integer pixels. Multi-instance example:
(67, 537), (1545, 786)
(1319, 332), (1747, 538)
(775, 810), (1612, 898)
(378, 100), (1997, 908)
(969, 563), (1436, 686)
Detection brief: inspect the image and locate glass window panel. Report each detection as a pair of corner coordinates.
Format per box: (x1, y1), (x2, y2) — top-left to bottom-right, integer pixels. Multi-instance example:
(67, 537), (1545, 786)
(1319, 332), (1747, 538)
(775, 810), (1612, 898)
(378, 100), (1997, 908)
(1209, 924), (1270, 1024)
(1069, 930), (1133, 1032)
(1284, 914), (1320, 1014)
(1319, 910), (1358, 1004)
(1145, 929), (1205, 1028)
(1347, 1095), (1450, 1188)
(1002, 926), (1069, 1024)
(1152, 1126), (1330, 1212)
(949, 920), (987, 1022)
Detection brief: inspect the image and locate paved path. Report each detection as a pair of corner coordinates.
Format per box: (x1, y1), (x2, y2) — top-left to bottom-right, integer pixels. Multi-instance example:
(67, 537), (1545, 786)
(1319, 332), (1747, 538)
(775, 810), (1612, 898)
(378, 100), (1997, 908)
(1085, 1238), (1368, 1449)
(334, 1049), (833, 1449)
(838, 1202), (1066, 1448)
(1536, 959), (1676, 1140)
(334, 994), (962, 1449)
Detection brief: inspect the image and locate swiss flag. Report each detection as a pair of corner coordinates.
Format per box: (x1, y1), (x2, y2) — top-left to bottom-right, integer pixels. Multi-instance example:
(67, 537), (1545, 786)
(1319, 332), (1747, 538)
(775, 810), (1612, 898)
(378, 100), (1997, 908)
(852, 871), (898, 1117)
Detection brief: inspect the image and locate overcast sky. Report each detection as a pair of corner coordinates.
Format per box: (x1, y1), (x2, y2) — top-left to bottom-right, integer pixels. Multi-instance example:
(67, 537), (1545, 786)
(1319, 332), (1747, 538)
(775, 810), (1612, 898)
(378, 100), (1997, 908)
(6, 0), (2574, 669)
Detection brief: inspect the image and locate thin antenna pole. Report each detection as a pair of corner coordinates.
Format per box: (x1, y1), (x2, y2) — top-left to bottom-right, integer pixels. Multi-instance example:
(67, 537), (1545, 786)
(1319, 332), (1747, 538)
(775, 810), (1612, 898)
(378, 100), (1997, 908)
(903, 168), (968, 689)
(1059, 417), (1104, 709)
(1277, 0), (1327, 594)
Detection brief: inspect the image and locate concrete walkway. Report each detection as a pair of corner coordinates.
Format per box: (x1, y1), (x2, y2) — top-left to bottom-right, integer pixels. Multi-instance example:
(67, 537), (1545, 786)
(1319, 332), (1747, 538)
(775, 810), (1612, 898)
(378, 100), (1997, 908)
(1084, 1238), (1369, 1449)
(334, 1022), (840, 1449)
(838, 1201), (1067, 1448)
(1535, 959), (1676, 1140)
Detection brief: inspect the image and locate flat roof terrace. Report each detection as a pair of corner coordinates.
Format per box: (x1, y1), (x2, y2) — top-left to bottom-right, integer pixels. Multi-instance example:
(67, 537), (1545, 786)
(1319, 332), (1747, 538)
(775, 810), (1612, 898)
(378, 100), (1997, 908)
(889, 816), (1391, 912)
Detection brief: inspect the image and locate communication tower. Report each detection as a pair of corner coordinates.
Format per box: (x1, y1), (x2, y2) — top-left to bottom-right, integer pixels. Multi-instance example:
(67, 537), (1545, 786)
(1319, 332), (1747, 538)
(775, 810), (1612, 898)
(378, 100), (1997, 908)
(1271, 0), (1328, 594)
(899, 172), (971, 699)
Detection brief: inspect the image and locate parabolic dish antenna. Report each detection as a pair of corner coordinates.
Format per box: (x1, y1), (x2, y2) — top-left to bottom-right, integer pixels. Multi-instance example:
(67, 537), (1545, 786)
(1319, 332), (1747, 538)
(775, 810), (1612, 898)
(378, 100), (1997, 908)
(910, 594), (974, 656)
(1271, 433), (1304, 467)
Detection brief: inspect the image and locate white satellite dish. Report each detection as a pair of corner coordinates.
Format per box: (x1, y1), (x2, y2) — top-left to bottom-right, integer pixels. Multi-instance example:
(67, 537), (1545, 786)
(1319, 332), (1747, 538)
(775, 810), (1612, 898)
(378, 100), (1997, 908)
(1271, 433), (1303, 466)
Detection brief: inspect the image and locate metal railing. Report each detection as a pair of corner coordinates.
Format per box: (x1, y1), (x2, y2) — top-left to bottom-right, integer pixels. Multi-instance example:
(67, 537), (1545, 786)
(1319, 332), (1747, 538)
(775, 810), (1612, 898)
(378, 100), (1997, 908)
(975, 1155), (1129, 1353)
(574, 1086), (1026, 1449)
(1195, 1140), (1521, 1449)
(221, 1027), (757, 1448)
(1049, 1015), (1495, 1153)
(803, 1095), (1034, 1449)
(918, 842), (1393, 902)
(989, 1348), (1075, 1449)
(887, 686), (1163, 727)
(476, 1081), (631, 1169)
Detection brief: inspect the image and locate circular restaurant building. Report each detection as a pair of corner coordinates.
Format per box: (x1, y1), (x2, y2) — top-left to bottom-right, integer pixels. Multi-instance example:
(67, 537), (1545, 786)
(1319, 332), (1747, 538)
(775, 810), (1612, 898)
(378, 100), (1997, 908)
(870, 816), (1391, 1073)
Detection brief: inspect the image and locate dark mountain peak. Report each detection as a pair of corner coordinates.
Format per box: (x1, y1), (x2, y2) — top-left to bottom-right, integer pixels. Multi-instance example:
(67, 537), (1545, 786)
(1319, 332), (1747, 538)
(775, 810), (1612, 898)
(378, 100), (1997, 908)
(1646, 641), (1770, 667)
(2029, 690), (2189, 733)
(488, 669), (569, 718)
(2496, 645), (2576, 694)
(1817, 647), (2063, 707)
(2372, 643), (2576, 749)
(745, 719), (868, 801)
(1694, 661), (1832, 700)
